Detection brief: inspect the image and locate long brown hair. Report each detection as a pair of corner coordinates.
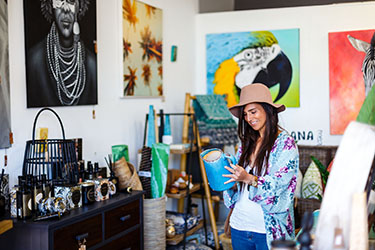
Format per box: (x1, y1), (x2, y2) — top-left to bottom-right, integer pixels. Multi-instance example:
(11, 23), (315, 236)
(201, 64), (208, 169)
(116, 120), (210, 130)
(238, 102), (280, 176)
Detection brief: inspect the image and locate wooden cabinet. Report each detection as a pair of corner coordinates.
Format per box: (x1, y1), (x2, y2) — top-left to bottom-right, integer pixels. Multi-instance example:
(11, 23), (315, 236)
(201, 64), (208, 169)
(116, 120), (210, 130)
(104, 199), (140, 239)
(54, 214), (102, 249)
(0, 191), (144, 250)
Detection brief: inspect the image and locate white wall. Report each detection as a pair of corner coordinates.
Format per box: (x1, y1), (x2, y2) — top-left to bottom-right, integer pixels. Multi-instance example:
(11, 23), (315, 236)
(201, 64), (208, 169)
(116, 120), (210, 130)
(2, 0), (198, 187)
(3, 0), (374, 189)
(195, 2), (375, 146)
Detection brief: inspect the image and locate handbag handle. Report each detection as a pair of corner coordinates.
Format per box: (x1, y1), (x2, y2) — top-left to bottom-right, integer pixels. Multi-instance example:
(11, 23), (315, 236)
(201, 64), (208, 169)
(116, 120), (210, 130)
(31, 107), (66, 141)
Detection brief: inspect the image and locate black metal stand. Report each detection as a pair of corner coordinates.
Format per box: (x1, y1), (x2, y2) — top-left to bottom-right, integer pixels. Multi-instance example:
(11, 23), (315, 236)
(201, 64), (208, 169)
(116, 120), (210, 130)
(143, 112), (208, 249)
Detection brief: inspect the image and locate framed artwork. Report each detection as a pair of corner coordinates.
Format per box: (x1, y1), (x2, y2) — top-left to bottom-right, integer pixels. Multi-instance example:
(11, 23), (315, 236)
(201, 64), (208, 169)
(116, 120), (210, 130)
(122, 0), (163, 97)
(0, 0), (11, 149)
(24, 0), (98, 107)
(329, 29), (375, 135)
(206, 29), (300, 108)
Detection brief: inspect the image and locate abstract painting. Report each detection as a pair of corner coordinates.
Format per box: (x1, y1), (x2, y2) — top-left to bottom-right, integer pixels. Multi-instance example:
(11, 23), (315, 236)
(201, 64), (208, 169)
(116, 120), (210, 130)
(206, 29), (300, 107)
(24, 0), (98, 107)
(329, 29), (375, 134)
(122, 0), (163, 97)
(0, 0), (11, 149)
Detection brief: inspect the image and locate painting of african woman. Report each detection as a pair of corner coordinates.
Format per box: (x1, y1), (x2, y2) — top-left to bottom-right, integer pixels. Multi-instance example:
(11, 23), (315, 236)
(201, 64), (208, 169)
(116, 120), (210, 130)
(24, 0), (97, 107)
(206, 29), (300, 107)
(0, 0), (11, 149)
(122, 0), (163, 97)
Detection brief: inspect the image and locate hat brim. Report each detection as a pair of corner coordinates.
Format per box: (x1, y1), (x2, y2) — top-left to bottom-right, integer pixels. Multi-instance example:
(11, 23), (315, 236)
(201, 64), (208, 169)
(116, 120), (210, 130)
(229, 102), (286, 118)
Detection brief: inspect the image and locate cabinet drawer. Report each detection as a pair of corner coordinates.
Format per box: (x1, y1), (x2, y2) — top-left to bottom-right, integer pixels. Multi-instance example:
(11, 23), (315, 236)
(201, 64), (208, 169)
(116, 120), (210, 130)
(105, 199), (140, 239)
(53, 214), (102, 250)
(101, 228), (140, 250)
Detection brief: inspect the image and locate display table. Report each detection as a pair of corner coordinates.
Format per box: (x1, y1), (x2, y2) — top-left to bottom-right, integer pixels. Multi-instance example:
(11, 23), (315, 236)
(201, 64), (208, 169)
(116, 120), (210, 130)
(0, 191), (144, 250)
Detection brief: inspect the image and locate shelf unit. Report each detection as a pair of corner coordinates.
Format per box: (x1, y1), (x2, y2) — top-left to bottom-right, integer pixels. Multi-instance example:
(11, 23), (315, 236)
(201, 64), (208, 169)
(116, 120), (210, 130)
(138, 144), (197, 155)
(180, 93), (219, 249)
(166, 219), (204, 245)
(143, 111), (210, 249)
(166, 183), (201, 199)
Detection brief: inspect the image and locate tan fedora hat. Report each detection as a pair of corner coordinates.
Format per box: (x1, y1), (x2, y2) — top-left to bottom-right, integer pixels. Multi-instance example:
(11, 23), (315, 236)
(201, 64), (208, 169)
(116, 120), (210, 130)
(229, 83), (286, 118)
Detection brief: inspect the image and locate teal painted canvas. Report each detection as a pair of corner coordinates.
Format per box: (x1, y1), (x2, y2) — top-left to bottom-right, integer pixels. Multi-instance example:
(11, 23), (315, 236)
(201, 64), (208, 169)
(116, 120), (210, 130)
(206, 29), (300, 107)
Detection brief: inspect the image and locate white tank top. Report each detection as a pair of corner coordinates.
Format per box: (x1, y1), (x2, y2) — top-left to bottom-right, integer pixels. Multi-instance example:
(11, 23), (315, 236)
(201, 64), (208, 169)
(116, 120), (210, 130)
(229, 166), (266, 233)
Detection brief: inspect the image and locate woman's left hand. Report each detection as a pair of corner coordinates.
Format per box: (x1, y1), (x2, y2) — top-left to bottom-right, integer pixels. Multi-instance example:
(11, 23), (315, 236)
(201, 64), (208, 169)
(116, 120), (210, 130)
(223, 163), (251, 184)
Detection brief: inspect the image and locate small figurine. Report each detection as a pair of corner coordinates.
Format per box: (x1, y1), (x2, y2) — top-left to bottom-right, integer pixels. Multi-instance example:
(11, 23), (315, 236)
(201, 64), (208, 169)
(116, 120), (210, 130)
(298, 211), (314, 250)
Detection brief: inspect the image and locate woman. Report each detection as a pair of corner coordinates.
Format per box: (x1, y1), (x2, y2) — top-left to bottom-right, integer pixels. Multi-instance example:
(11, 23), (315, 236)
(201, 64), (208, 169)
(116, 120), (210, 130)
(223, 83), (299, 250)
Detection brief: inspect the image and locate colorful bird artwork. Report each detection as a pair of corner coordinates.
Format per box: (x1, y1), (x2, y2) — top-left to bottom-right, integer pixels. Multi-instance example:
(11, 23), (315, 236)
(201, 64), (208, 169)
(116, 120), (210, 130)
(206, 29), (300, 107)
(348, 32), (375, 96)
(329, 29), (375, 134)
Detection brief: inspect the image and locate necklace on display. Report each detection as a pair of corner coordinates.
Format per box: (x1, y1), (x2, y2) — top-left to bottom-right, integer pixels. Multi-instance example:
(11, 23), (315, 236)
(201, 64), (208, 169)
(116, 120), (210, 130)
(46, 23), (86, 105)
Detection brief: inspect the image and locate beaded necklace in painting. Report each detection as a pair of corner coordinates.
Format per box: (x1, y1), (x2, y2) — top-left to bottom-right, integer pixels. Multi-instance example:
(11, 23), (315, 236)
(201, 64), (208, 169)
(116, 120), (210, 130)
(46, 23), (86, 105)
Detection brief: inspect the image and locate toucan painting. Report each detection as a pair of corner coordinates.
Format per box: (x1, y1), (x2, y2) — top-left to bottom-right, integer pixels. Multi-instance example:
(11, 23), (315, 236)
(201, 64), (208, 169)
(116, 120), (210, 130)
(206, 29), (300, 107)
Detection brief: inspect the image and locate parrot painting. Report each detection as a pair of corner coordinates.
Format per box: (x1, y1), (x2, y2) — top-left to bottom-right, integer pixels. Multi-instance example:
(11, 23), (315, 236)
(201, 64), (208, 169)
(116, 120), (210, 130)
(206, 30), (298, 107)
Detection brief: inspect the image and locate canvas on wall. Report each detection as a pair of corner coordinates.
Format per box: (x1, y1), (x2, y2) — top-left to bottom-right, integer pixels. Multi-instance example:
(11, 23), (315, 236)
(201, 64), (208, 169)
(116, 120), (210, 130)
(24, 0), (98, 108)
(122, 0), (163, 97)
(206, 29), (300, 108)
(0, 0), (11, 149)
(329, 29), (375, 135)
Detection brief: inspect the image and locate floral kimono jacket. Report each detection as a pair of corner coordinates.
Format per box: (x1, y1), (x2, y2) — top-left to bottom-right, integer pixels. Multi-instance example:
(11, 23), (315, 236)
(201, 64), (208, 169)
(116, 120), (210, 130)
(223, 130), (299, 248)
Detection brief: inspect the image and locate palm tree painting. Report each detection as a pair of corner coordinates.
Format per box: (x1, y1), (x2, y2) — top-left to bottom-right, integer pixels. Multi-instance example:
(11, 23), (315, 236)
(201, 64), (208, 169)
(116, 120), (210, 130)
(122, 0), (162, 97)
(124, 66), (137, 96)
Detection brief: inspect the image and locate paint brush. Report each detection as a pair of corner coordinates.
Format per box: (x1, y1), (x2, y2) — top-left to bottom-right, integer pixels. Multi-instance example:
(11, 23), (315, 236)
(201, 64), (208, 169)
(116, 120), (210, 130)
(106, 154), (115, 176)
(104, 157), (110, 169)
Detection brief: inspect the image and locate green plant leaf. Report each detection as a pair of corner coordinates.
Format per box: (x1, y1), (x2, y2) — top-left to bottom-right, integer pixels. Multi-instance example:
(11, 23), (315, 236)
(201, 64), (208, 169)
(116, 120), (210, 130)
(357, 84), (375, 125)
(317, 193), (323, 202)
(311, 156), (329, 186)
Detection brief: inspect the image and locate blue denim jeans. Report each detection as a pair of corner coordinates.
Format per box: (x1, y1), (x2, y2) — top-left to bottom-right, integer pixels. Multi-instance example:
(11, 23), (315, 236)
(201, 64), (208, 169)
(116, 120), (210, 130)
(231, 227), (268, 250)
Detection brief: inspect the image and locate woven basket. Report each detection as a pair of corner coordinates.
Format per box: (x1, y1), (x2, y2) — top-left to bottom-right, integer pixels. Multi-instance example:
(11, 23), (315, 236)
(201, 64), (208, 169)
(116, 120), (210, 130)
(144, 196), (166, 250)
(113, 157), (142, 190)
(219, 233), (233, 250)
(22, 108), (78, 183)
(295, 198), (321, 229)
(297, 145), (337, 175)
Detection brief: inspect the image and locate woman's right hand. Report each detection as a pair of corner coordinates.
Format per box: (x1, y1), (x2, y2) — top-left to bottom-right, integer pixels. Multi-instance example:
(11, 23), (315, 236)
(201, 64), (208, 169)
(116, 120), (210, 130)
(223, 163), (252, 185)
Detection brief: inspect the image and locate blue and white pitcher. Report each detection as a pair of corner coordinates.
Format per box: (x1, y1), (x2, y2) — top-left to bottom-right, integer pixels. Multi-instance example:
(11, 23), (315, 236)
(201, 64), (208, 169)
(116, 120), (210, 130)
(200, 148), (237, 191)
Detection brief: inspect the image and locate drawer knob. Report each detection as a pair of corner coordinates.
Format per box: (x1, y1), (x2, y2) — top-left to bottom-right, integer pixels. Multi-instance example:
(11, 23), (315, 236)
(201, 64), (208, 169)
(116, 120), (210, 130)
(75, 232), (89, 241)
(120, 214), (131, 222)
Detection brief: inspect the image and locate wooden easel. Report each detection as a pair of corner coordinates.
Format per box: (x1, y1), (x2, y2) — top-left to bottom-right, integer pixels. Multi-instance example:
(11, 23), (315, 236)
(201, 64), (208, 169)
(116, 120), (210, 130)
(178, 93), (220, 250)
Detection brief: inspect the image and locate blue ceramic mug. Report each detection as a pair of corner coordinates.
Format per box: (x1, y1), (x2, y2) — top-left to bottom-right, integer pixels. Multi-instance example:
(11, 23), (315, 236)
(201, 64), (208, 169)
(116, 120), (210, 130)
(200, 148), (237, 191)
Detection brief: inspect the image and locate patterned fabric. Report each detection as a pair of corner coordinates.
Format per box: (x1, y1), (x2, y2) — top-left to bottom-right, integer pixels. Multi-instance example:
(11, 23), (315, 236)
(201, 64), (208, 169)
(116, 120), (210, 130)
(194, 95), (234, 120)
(192, 95), (238, 146)
(301, 161), (323, 199)
(223, 130), (299, 249)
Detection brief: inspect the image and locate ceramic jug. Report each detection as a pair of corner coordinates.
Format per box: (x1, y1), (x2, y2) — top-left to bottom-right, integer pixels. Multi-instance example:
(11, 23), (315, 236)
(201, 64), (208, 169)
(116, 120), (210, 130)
(200, 148), (237, 191)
